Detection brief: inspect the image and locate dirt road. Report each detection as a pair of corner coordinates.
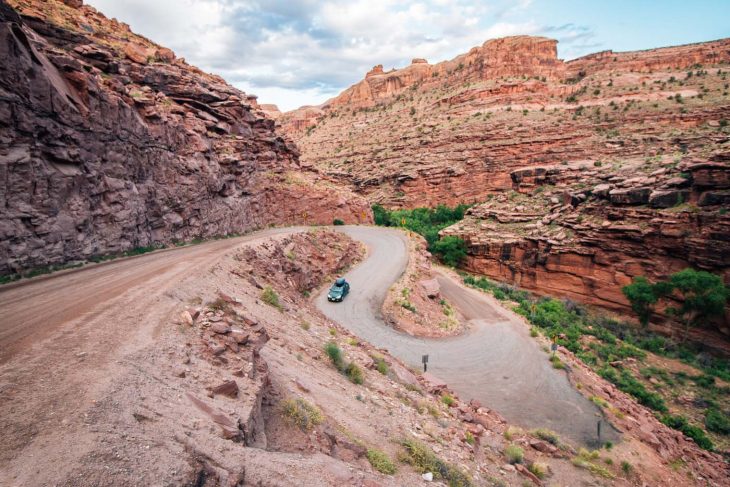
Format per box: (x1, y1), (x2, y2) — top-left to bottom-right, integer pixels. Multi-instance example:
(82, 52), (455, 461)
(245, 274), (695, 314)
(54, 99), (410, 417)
(317, 226), (619, 446)
(0, 228), (298, 364)
(0, 224), (615, 482)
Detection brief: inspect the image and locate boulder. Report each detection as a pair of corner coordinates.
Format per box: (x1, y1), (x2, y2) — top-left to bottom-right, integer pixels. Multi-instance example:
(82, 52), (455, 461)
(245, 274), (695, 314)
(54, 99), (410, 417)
(529, 439), (557, 454)
(211, 322), (231, 334)
(698, 190), (730, 206)
(592, 183), (612, 198)
(609, 187), (651, 205)
(155, 47), (175, 63)
(211, 380), (239, 398)
(230, 330), (249, 344)
(419, 279), (440, 299)
(649, 189), (689, 208)
(688, 162), (730, 188)
(421, 372), (448, 394)
(179, 310), (194, 326)
(124, 42), (154, 64)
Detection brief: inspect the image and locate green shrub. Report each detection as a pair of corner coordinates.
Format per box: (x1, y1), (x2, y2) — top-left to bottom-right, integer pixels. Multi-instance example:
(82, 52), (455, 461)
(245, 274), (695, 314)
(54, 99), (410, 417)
(431, 236), (468, 267)
(572, 449), (614, 479)
(344, 362), (364, 384)
(333, 218), (345, 225)
(442, 394), (455, 406)
(660, 414), (714, 450)
(550, 355), (566, 369)
(504, 444), (524, 464)
(598, 368), (667, 412)
(325, 342), (343, 369)
(531, 428), (560, 445)
(399, 438), (472, 486)
(281, 398), (323, 431)
(367, 448), (397, 474)
(503, 426), (520, 441)
(374, 356), (389, 375)
(620, 460), (633, 475)
(261, 286), (282, 310)
(705, 408), (730, 435)
(528, 462), (548, 479)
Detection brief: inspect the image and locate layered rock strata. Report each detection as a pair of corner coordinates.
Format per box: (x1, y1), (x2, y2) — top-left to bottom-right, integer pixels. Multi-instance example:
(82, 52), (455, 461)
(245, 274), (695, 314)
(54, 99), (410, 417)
(280, 34), (730, 333)
(0, 0), (370, 275)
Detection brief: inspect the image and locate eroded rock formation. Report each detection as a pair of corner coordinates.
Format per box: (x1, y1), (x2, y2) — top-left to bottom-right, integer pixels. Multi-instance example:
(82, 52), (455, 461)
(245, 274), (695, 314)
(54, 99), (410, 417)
(280, 34), (730, 334)
(0, 0), (371, 275)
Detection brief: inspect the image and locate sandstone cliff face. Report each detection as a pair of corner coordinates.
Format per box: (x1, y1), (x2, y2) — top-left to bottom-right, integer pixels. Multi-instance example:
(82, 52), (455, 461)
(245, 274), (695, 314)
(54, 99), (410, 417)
(0, 0), (371, 275)
(280, 35), (730, 333)
(441, 157), (730, 333)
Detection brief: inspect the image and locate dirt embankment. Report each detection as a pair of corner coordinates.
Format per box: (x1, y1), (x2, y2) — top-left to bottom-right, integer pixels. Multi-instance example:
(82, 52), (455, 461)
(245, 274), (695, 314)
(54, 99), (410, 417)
(381, 233), (466, 337)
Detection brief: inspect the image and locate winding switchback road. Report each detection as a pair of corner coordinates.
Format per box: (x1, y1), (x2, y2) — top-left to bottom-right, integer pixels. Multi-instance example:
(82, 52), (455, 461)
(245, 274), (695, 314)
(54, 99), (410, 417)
(317, 226), (619, 446)
(0, 224), (617, 449)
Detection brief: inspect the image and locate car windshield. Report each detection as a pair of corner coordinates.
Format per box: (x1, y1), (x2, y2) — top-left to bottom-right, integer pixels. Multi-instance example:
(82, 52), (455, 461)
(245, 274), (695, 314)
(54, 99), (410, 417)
(329, 284), (343, 293)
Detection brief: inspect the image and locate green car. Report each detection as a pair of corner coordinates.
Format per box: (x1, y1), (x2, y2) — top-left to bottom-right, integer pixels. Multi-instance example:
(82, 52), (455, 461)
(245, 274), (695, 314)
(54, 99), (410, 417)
(327, 277), (350, 302)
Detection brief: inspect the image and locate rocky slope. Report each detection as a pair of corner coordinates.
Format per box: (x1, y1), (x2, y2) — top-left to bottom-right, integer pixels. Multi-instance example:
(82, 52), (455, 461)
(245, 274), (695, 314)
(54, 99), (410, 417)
(280, 35), (730, 333)
(0, 0), (371, 276)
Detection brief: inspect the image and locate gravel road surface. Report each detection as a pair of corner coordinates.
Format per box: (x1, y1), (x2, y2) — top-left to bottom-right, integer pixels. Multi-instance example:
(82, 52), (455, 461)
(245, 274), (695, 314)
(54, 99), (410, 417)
(317, 226), (619, 446)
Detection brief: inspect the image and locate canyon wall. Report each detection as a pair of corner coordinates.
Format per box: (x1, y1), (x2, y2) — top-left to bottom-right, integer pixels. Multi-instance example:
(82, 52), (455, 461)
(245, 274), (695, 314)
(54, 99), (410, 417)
(0, 0), (370, 275)
(280, 35), (730, 334)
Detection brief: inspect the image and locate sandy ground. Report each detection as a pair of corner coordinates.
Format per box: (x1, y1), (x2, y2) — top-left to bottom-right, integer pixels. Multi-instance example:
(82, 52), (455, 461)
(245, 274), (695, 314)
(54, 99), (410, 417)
(317, 226), (619, 447)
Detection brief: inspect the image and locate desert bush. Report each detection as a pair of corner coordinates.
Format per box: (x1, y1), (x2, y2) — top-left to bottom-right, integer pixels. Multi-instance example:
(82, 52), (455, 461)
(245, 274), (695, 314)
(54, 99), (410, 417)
(660, 414), (714, 450)
(531, 428), (560, 445)
(281, 398), (323, 431)
(333, 218), (345, 225)
(705, 408), (730, 435)
(504, 444), (524, 464)
(261, 286), (282, 310)
(344, 362), (364, 384)
(528, 462), (548, 479)
(367, 448), (397, 474)
(442, 394), (455, 406)
(325, 342), (344, 369)
(373, 356), (389, 375)
(399, 438), (472, 486)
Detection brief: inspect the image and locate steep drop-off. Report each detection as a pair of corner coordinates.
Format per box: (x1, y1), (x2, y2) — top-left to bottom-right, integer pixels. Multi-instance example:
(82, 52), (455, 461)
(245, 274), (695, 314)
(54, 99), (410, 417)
(0, 0), (370, 276)
(281, 35), (730, 334)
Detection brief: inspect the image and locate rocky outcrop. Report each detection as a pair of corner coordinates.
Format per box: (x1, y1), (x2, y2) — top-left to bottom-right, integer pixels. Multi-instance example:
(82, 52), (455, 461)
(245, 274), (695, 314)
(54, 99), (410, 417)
(279, 36), (730, 208)
(278, 34), (730, 335)
(442, 157), (730, 333)
(567, 38), (730, 77)
(0, 0), (371, 275)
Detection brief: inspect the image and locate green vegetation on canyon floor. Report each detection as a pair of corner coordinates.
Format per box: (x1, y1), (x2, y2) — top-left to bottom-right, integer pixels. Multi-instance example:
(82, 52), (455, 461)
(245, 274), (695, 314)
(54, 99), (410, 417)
(372, 203), (469, 266)
(462, 272), (730, 452)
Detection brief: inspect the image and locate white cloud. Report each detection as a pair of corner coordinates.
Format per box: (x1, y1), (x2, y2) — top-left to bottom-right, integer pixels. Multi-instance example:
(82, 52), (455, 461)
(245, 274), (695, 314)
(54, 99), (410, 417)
(86, 0), (597, 111)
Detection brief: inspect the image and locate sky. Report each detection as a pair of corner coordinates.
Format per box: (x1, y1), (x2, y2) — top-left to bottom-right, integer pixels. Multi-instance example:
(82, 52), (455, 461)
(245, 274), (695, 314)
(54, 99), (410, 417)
(85, 0), (730, 111)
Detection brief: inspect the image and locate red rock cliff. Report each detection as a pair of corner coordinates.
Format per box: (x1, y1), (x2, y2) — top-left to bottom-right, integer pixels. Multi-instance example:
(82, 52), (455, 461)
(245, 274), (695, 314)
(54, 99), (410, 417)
(0, 0), (371, 275)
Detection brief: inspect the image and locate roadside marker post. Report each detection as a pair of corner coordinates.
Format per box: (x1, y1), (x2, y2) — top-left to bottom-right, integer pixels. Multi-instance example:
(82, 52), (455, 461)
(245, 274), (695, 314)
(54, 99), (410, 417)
(422, 354), (429, 373)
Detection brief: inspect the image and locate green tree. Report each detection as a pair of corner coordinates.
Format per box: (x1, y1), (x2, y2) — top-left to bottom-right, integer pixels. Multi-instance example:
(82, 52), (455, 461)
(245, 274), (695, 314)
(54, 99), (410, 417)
(622, 276), (670, 327)
(430, 236), (467, 267)
(667, 269), (728, 341)
(372, 204), (392, 226)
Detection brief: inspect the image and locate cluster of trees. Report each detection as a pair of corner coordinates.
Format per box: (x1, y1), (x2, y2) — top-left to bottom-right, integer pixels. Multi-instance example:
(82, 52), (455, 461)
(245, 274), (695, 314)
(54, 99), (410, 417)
(372, 204), (469, 266)
(622, 269), (729, 339)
